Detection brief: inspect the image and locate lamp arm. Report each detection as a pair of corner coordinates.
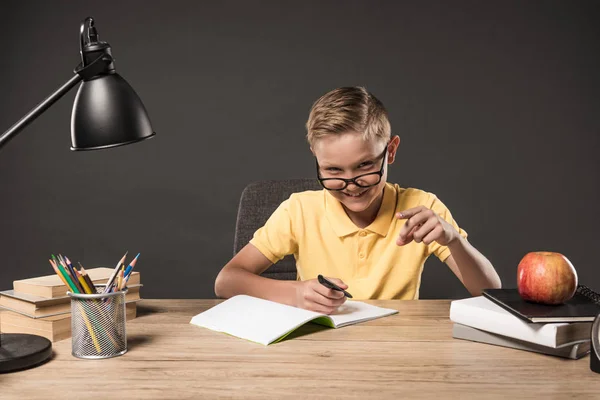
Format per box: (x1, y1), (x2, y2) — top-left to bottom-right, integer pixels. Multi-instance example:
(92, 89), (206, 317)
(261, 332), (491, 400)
(0, 73), (83, 150)
(0, 48), (115, 151)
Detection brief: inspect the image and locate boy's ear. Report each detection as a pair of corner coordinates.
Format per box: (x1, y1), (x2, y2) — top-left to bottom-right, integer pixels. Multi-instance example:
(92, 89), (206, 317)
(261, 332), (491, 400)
(387, 135), (400, 164)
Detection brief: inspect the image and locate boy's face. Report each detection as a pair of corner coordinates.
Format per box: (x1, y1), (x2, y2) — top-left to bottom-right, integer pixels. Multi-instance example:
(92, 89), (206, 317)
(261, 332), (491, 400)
(312, 132), (399, 214)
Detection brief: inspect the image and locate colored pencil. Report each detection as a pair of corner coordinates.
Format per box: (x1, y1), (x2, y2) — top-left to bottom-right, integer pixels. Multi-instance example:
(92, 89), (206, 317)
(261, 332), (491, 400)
(123, 253), (140, 279)
(76, 302), (102, 353)
(59, 254), (84, 293)
(76, 270), (93, 294)
(52, 255), (79, 294)
(48, 259), (71, 291)
(79, 264), (97, 294)
(117, 268), (123, 292)
(103, 252), (128, 293)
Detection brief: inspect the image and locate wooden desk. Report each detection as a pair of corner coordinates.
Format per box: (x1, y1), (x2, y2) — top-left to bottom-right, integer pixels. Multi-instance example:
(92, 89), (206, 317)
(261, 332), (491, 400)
(3, 300), (599, 399)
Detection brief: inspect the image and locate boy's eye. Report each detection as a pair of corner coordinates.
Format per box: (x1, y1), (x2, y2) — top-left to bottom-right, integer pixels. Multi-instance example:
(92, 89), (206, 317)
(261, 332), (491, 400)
(358, 162), (374, 169)
(325, 167), (342, 173)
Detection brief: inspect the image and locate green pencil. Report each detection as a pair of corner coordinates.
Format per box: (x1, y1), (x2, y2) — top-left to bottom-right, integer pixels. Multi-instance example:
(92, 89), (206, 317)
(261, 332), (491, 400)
(52, 254), (79, 293)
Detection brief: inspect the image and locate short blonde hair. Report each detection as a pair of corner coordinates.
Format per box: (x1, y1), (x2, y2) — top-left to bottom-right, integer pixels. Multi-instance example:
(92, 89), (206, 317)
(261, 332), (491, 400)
(306, 86), (391, 146)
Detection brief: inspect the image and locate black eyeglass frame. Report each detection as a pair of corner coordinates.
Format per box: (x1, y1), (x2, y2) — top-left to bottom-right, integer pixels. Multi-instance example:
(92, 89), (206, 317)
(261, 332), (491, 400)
(316, 145), (389, 191)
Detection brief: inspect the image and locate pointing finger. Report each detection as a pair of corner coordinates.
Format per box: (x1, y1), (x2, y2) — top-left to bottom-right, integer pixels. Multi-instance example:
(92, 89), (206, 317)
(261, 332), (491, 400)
(395, 206), (427, 220)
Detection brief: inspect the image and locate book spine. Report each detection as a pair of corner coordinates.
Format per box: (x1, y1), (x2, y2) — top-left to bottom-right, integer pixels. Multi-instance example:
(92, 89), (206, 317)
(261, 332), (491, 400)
(449, 301), (560, 347)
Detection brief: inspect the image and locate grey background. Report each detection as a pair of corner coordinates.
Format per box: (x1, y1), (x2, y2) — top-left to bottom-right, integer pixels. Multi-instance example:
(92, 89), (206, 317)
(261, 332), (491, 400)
(0, 0), (598, 299)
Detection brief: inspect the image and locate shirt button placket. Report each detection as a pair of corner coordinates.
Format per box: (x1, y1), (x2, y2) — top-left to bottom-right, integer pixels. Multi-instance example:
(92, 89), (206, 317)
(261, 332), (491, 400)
(357, 230), (367, 278)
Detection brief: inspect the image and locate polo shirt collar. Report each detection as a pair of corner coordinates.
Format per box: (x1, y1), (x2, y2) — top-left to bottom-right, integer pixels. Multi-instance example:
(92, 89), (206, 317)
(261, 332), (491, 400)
(325, 183), (396, 237)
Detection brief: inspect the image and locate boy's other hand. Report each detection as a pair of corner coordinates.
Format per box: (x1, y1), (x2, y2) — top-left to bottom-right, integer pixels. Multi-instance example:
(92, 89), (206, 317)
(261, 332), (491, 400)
(395, 206), (459, 247)
(294, 277), (348, 314)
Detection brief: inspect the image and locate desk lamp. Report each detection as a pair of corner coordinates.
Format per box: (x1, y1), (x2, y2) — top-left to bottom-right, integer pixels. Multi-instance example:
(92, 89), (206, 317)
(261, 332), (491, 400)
(0, 17), (155, 373)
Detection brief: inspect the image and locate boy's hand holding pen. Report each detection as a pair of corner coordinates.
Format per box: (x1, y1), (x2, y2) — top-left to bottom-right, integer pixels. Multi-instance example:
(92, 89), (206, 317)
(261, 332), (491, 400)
(293, 275), (350, 315)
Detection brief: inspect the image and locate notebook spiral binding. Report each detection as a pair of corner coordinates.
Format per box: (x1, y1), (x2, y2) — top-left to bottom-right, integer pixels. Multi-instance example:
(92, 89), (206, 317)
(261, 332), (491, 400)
(577, 285), (600, 305)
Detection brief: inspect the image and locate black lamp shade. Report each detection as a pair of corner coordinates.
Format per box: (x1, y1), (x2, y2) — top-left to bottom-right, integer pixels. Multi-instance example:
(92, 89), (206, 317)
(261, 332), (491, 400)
(70, 73), (155, 151)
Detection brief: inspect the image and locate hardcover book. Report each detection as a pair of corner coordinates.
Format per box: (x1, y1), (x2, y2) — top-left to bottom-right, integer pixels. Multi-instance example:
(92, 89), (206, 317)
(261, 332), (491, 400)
(482, 285), (600, 323)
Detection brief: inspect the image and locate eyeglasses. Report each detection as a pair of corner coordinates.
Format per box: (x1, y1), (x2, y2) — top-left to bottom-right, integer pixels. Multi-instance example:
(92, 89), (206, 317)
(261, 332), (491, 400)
(316, 146), (388, 191)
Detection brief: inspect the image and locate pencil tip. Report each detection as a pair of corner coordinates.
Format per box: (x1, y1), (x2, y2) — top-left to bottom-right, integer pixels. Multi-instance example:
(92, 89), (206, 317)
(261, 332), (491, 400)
(129, 253), (141, 267)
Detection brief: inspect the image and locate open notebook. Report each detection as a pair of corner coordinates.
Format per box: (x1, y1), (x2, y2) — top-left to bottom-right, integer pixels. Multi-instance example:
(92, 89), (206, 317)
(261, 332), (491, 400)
(190, 295), (398, 345)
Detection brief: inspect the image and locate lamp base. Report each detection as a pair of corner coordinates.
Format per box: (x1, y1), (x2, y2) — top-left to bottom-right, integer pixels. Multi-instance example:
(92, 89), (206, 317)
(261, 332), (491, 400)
(0, 333), (52, 373)
(592, 345), (600, 373)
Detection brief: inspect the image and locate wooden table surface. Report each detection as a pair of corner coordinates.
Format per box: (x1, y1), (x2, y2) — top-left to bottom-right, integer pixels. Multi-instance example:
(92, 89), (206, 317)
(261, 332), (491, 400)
(2, 299), (599, 399)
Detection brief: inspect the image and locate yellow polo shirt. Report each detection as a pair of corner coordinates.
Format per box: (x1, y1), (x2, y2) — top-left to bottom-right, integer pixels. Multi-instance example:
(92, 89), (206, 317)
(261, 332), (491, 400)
(249, 183), (468, 300)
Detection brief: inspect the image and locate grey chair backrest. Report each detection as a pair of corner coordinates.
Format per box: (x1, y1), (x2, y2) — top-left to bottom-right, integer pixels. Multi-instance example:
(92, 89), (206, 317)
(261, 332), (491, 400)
(234, 179), (322, 280)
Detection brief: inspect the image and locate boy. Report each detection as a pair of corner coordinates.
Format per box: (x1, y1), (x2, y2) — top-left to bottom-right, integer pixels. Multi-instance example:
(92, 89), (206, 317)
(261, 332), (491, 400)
(215, 87), (501, 314)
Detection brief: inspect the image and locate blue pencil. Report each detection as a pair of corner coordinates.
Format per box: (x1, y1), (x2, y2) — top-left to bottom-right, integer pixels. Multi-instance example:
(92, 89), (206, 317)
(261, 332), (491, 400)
(123, 253), (140, 280)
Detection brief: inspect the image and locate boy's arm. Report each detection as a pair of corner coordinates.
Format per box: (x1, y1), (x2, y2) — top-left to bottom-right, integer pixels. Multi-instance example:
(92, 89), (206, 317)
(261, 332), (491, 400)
(214, 243), (300, 306)
(396, 206), (501, 296)
(214, 243), (348, 313)
(444, 238), (502, 296)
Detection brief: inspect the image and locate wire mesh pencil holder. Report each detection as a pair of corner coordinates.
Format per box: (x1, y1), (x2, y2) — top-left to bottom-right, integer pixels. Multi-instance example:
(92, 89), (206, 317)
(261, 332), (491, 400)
(68, 284), (128, 359)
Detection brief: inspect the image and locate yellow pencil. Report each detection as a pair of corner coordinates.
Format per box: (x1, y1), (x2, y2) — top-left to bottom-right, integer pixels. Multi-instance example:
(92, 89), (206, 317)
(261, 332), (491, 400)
(117, 267), (123, 291)
(76, 302), (102, 353)
(79, 265), (96, 294)
(77, 272), (93, 295)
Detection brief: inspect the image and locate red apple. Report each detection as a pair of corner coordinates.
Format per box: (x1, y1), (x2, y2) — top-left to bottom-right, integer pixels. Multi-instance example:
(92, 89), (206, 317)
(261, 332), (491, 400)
(517, 252), (578, 305)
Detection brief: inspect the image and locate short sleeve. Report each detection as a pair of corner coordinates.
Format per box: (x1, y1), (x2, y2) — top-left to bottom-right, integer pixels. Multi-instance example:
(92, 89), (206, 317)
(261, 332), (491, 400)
(249, 198), (298, 264)
(426, 194), (468, 263)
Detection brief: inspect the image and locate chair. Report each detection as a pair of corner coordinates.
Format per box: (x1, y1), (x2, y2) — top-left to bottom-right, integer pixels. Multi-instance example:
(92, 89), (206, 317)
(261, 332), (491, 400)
(233, 179), (322, 280)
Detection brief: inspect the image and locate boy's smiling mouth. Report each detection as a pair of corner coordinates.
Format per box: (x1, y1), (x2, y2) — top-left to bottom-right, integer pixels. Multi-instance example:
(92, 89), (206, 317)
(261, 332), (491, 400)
(343, 189), (368, 197)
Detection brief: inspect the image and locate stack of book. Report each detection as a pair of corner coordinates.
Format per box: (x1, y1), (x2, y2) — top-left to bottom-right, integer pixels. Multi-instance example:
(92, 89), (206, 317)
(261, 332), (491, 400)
(450, 286), (600, 359)
(450, 285), (600, 360)
(0, 267), (142, 342)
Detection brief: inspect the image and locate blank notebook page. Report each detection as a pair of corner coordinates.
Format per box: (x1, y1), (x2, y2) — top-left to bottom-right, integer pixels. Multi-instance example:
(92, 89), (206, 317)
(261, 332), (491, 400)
(328, 301), (398, 327)
(190, 295), (322, 345)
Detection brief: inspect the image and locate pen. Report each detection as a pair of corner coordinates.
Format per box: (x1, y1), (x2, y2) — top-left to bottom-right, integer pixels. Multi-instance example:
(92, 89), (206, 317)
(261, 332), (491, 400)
(317, 275), (353, 298)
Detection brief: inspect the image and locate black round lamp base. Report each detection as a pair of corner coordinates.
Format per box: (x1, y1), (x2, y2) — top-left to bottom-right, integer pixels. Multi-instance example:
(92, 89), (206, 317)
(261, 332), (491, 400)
(0, 333), (52, 373)
(592, 348), (600, 373)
